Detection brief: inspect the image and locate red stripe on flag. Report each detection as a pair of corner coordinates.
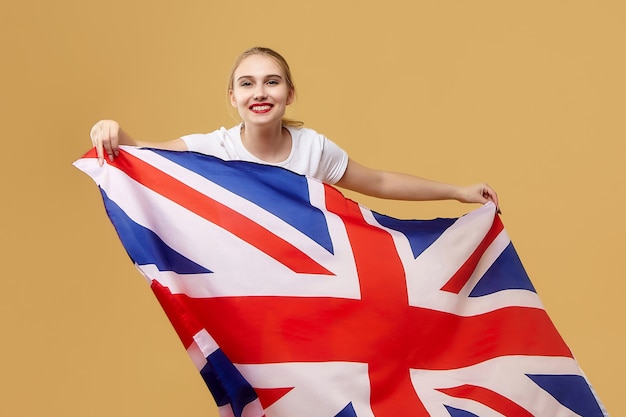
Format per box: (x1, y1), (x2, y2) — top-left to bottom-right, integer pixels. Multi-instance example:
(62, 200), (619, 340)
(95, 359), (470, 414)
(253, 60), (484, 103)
(187, 299), (573, 368)
(440, 215), (505, 294)
(255, 387), (294, 410)
(151, 280), (203, 348)
(437, 384), (534, 416)
(108, 149), (333, 276)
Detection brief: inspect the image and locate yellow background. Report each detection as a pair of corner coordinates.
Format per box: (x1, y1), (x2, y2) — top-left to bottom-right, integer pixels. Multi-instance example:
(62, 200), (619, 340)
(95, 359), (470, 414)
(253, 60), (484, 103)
(1, 1), (623, 415)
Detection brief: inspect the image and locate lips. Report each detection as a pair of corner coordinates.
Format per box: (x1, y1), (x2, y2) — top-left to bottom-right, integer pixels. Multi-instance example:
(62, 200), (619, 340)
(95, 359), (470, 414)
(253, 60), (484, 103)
(249, 103), (273, 113)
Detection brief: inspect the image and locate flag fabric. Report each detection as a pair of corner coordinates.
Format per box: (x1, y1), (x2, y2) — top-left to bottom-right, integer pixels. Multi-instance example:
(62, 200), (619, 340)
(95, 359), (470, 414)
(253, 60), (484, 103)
(74, 146), (608, 417)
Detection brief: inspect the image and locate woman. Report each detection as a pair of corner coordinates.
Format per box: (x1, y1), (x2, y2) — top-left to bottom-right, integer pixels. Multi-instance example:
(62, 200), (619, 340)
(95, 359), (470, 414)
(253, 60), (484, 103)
(90, 46), (499, 210)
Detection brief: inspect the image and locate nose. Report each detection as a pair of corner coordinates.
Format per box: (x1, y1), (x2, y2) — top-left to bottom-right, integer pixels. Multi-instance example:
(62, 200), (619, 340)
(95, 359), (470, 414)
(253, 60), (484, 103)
(253, 85), (267, 100)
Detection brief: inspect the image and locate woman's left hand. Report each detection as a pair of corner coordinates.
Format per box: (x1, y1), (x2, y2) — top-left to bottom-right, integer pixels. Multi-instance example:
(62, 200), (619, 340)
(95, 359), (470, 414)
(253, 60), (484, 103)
(459, 183), (500, 213)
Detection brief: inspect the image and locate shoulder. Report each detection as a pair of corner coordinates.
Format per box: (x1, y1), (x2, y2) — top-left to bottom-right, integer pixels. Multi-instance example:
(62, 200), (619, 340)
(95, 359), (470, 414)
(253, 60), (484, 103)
(287, 126), (346, 155)
(285, 125), (349, 183)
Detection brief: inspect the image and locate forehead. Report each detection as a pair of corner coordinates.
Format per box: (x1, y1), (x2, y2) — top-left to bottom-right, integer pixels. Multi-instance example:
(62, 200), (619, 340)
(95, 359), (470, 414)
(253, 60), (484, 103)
(234, 54), (284, 78)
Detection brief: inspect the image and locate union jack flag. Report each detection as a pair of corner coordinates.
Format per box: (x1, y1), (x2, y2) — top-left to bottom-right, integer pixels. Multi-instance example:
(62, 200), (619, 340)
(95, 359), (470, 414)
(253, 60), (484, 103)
(75, 147), (608, 417)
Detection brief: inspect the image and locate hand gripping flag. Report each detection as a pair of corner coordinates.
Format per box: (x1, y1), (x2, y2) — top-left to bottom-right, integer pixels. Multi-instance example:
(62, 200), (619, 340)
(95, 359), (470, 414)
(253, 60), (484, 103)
(74, 147), (608, 417)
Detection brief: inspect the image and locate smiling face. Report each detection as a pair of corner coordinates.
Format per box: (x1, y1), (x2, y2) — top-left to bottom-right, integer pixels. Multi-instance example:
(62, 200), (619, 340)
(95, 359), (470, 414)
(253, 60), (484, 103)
(229, 53), (295, 127)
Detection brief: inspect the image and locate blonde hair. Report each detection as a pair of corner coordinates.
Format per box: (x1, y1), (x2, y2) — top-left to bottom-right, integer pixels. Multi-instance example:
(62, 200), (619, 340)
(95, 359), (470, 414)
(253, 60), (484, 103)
(228, 47), (303, 127)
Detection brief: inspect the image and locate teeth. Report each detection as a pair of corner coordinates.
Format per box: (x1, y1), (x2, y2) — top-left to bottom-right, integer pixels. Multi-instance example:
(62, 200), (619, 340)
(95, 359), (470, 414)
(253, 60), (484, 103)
(252, 105), (271, 111)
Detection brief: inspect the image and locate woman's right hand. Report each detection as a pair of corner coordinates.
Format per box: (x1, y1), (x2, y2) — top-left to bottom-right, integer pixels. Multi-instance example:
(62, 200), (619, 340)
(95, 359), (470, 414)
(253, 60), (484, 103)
(90, 120), (122, 166)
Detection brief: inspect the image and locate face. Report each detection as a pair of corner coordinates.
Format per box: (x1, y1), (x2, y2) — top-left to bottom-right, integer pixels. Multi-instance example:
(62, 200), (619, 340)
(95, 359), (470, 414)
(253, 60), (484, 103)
(229, 54), (295, 126)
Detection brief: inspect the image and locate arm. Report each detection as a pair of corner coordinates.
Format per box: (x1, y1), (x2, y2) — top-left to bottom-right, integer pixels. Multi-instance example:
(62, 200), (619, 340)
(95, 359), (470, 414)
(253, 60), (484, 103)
(335, 159), (499, 209)
(90, 120), (187, 166)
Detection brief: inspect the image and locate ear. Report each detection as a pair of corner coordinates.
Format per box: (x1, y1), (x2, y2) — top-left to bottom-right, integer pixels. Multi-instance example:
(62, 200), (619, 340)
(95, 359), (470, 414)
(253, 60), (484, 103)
(286, 87), (295, 105)
(229, 89), (237, 107)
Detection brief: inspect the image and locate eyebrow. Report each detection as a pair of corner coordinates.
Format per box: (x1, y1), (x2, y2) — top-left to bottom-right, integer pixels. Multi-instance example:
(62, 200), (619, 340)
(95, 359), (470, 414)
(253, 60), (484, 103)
(236, 74), (284, 81)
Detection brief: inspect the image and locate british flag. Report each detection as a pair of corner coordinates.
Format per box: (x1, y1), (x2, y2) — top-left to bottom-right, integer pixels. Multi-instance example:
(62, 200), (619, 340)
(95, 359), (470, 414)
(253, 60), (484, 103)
(75, 146), (608, 417)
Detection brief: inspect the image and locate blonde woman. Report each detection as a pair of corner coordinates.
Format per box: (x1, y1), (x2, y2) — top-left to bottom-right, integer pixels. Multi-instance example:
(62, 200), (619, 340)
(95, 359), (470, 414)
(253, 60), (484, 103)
(90, 46), (499, 209)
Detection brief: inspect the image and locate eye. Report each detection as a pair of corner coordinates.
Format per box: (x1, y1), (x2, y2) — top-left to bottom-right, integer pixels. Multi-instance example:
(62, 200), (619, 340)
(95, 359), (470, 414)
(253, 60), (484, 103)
(240, 81), (252, 87)
(266, 79), (279, 85)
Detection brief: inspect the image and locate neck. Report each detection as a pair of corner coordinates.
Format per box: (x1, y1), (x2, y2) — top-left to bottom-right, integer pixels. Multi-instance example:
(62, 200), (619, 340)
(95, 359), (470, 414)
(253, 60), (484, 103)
(240, 122), (291, 163)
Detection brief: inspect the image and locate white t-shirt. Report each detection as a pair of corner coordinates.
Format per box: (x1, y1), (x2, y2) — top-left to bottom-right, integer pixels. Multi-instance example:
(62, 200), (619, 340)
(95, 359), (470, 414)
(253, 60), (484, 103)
(181, 124), (349, 184)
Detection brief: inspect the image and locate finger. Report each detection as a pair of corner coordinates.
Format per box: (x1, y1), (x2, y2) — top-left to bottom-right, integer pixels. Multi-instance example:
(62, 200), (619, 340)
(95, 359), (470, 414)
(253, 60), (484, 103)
(110, 123), (119, 157)
(91, 123), (105, 166)
(483, 185), (500, 213)
(102, 123), (115, 162)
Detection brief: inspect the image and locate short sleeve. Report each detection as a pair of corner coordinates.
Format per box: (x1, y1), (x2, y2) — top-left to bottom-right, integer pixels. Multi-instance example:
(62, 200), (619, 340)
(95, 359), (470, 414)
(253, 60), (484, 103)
(317, 136), (349, 184)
